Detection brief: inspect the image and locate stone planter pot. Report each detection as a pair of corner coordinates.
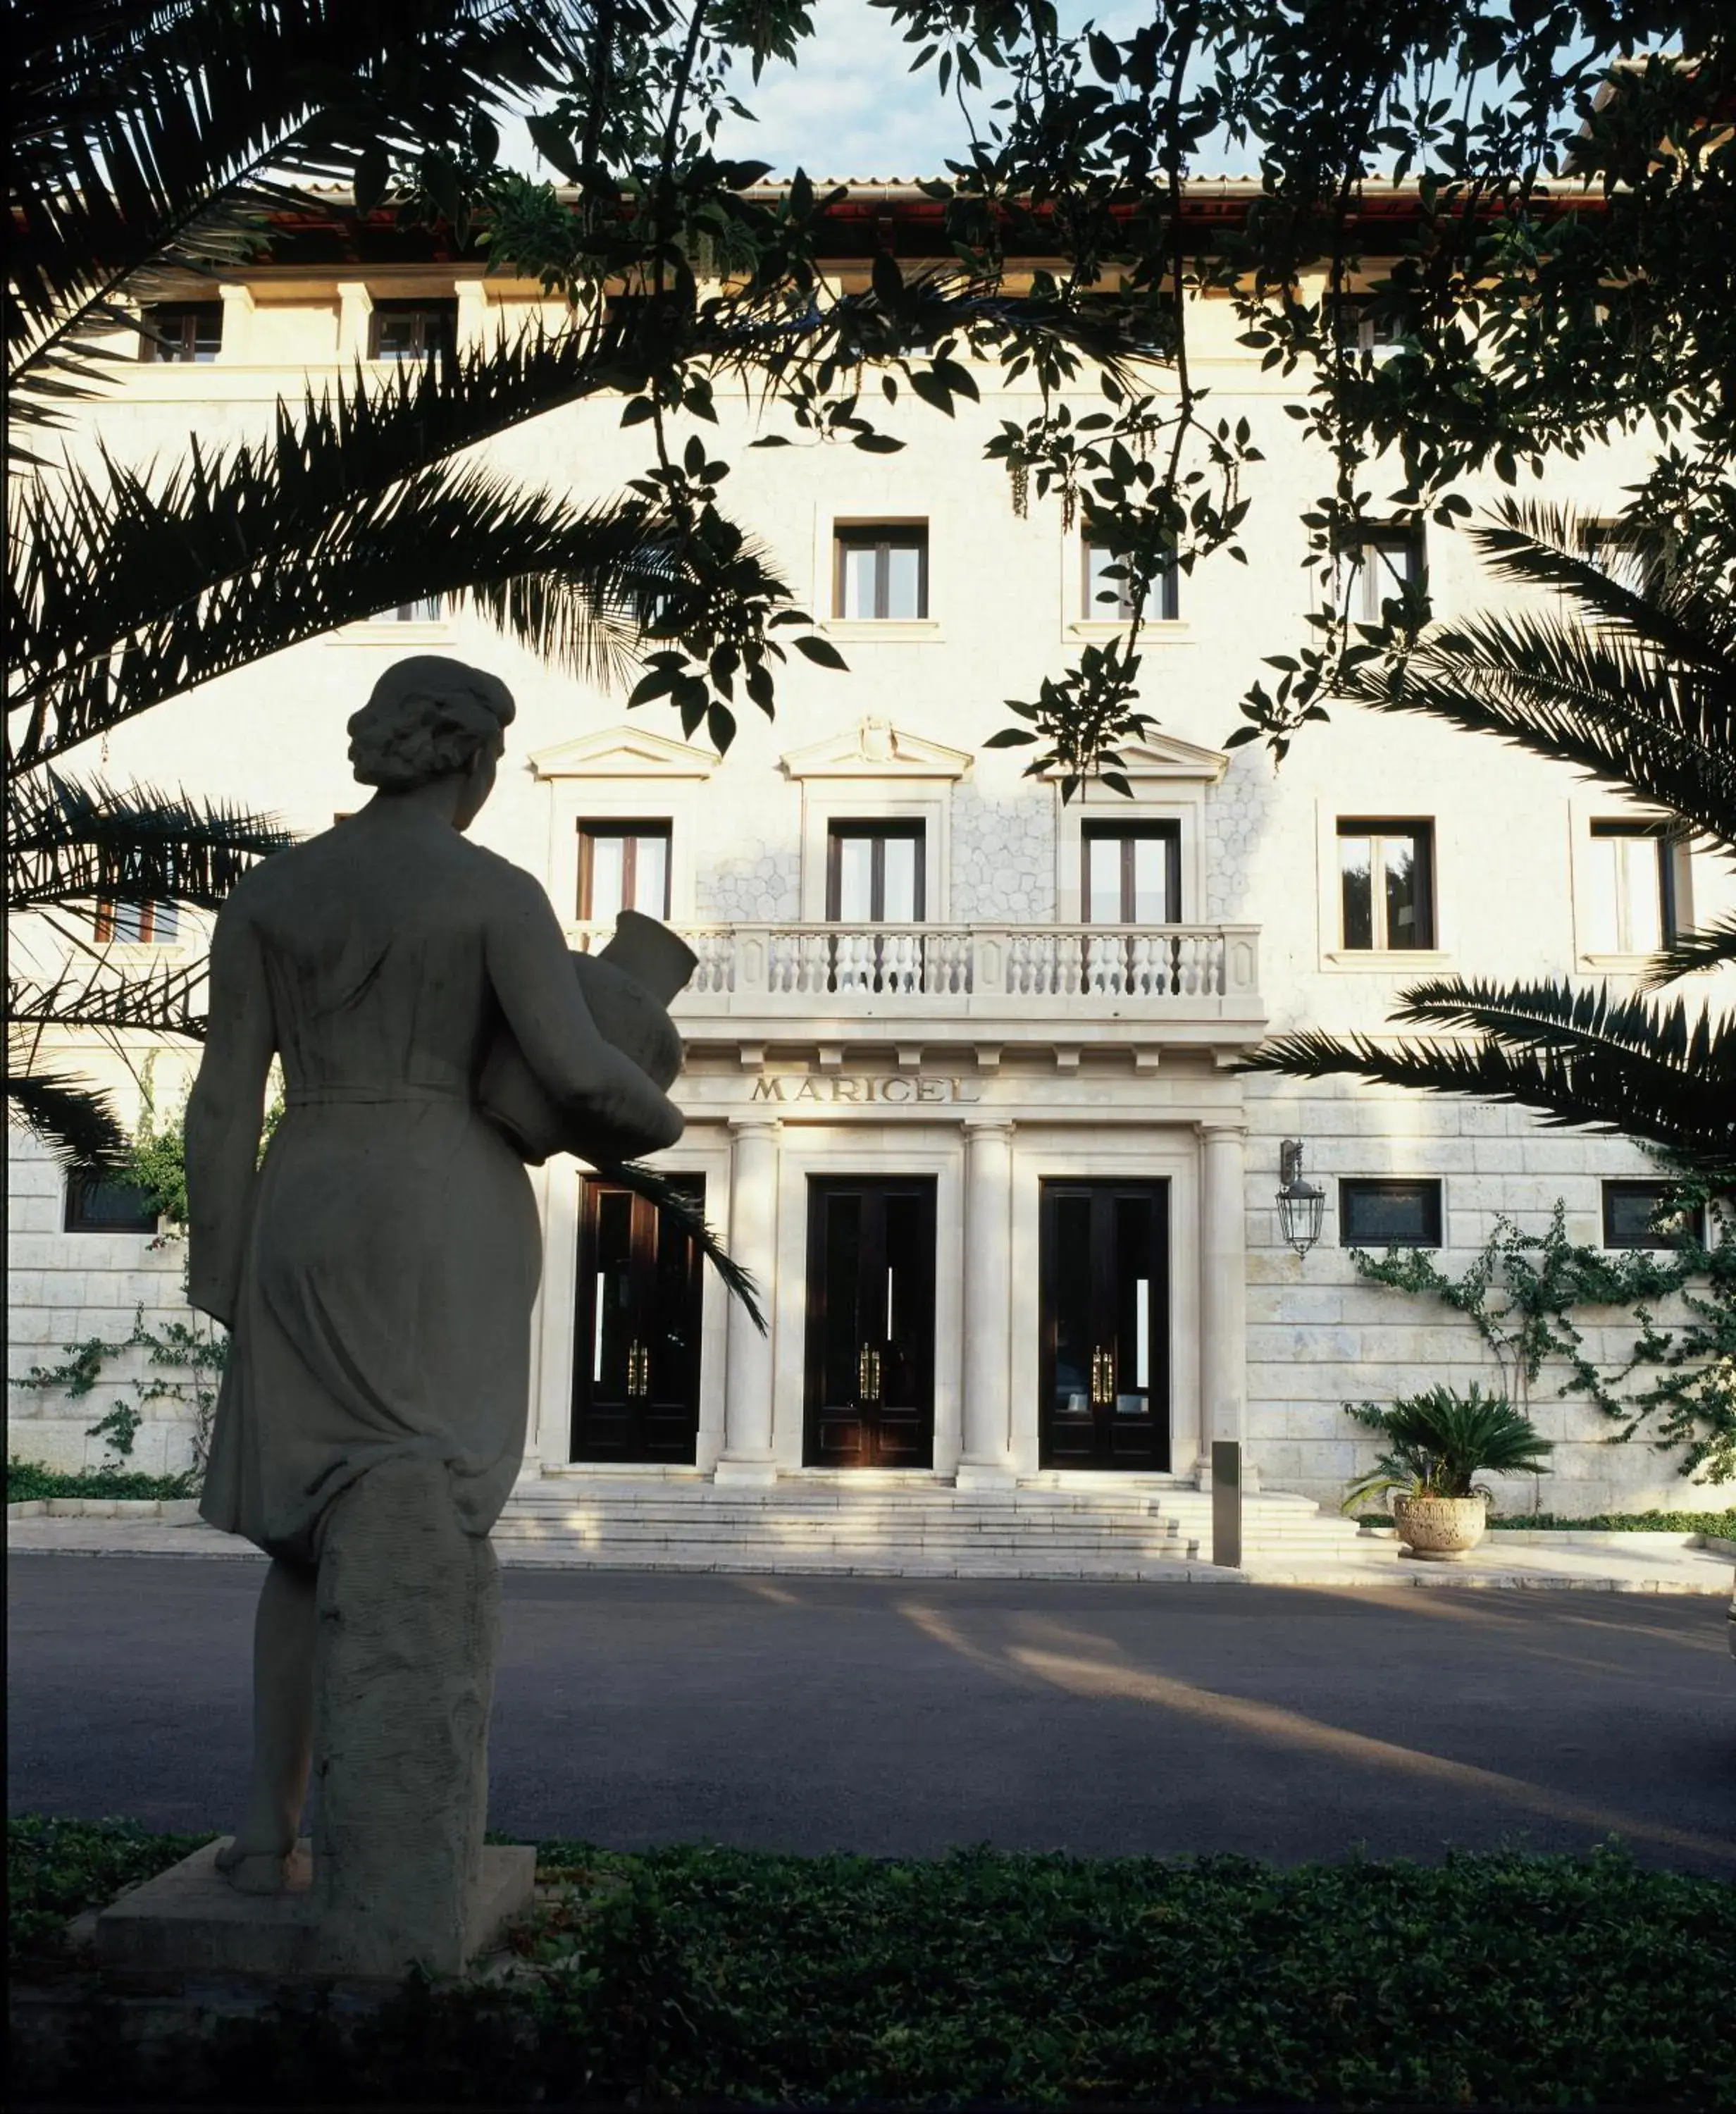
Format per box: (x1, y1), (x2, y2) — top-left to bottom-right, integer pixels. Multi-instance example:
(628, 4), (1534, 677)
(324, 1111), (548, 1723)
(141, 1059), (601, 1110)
(1393, 1492), (1488, 1560)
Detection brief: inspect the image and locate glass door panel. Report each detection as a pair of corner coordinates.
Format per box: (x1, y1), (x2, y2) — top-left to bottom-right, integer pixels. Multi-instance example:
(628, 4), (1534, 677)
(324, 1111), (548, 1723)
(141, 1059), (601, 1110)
(1040, 1182), (1170, 1471)
(805, 1178), (936, 1469)
(573, 1177), (703, 1463)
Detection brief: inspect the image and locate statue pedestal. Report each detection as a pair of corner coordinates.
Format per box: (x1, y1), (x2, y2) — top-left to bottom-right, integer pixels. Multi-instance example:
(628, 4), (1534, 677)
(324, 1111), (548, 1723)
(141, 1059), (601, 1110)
(93, 1839), (535, 1981)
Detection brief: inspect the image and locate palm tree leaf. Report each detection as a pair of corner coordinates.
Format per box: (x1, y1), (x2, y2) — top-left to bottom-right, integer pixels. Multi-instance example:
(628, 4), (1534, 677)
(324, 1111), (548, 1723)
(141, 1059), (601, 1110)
(8, 769), (292, 913)
(10, 0), (583, 434)
(10, 956), (211, 1036)
(5, 1061), (131, 1176)
(1640, 913), (1736, 988)
(593, 1156), (768, 1333)
(1239, 1008), (1736, 1175)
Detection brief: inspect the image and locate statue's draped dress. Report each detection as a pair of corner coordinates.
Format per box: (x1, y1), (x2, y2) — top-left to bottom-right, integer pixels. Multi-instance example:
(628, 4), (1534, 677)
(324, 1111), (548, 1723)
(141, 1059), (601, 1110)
(199, 824), (549, 1565)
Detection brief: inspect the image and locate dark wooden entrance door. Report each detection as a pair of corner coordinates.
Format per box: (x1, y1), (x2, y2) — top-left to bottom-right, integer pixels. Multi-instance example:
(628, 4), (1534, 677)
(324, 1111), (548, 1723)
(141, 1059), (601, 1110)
(804, 1177), (936, 1468)
(571, 1177), (704, 1463)
(1039, 1181), (1170, 1470)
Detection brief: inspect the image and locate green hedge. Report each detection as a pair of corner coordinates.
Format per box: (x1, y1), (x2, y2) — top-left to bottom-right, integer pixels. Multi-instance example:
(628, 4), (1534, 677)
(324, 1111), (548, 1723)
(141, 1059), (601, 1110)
(11, 1820), (1735, 2108)
(6, 1459), (197, 1503)
(1356, 1507), (1736, 1536)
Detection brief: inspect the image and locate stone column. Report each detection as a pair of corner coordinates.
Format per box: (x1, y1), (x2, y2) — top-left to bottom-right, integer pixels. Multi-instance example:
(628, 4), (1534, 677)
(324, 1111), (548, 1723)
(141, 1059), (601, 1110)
(216, 283), (255, 364)
(714, 1116), (780, 1485)
(956, 1119), (1017, 1489)
(1197, 1123), (1248, 1487)
(336, 281), (373, 363)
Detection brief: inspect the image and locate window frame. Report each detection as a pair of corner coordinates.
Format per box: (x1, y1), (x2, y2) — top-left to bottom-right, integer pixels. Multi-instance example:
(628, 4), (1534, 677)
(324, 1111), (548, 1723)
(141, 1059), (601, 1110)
(832, 523), (930, 621)
(64, 1175), (159, 1234)
(141, 303), (223, 363)
(1339, 1178), (1444, 1250)
(1080, 820), (1183, 924)
(1600, 1180), (1706, 1251)
(576, 819), (674, 922)
(94, 898), (180, 946)
(1586, 817), (1682, 953)
(825, 819), (928, 922)
(1081, 538), (1180, 623)
(1336, 817), (1436, 951)
(1338, 526), (1425, 624)
(366, 299), (458, 363)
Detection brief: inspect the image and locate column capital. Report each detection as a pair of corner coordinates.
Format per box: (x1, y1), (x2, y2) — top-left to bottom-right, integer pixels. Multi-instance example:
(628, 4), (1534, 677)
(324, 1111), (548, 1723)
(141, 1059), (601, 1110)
(728, 1113), (782, 1138)
(962, 1117), (1017, 1139)
(1196, 1120), (1248, 1143)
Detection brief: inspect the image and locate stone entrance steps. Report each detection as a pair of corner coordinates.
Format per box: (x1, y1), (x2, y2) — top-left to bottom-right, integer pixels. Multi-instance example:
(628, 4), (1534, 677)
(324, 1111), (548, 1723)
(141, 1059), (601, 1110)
(494, 1478), (1366, 1574)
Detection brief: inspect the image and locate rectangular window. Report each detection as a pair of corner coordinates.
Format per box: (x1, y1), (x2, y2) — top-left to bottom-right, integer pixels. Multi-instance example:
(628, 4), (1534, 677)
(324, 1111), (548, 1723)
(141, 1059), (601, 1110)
(833, 526), (928, 619)
(94, 899), (180, 945)
(1337, 820), (1434, 950)
(826, 822), (925, 922)
(1339, 528), (1425, 623)
(141, 304), (222, 362)
(1586, 820), (1682, 953)
(1601, 1181), (1704, 1250)
(1582, 521), (1664, 597)
(368, 300), (457, 363)
(1340, 1179), (1442, 1249)
(578, 822), (672, 923)
(1081, 822), (1182, 923)
(391, 595), (443, 622)
(65, 1177), (157, 1233)
(1083, 540), (1179, 622)
(1329, 297), (1403, 355)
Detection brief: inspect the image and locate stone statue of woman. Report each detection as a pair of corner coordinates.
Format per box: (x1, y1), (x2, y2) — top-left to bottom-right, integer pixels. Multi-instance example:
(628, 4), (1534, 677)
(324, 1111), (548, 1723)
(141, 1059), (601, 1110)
(185, 656), (683, 1973)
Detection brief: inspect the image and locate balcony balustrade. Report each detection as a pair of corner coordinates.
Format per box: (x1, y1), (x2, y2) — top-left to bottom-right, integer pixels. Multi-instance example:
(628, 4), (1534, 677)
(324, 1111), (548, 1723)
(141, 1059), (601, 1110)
(569, 921), (1263, 1032)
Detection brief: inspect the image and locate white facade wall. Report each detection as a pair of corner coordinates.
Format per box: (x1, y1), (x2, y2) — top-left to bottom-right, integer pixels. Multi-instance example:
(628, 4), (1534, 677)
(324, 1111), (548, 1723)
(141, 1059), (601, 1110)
(8, 262), (1732, 1513)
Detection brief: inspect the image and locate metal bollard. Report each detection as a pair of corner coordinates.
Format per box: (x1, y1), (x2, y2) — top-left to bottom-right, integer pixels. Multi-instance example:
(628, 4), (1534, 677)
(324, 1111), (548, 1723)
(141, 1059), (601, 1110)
(1211, 1440), (1243, 1568)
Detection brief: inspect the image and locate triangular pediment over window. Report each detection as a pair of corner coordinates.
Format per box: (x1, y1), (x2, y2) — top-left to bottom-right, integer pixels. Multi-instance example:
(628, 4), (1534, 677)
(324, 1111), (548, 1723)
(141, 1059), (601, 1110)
(780, 716), (973, 781)
(529, 726), (719, 779)
(1041, 732), (1229, 786)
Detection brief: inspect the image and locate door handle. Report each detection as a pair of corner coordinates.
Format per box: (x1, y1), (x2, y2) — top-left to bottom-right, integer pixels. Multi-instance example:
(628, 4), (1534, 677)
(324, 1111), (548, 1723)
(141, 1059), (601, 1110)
(628, 1342), (649, 1397)
(858, 1344), (882, 1402)
(1091, 1345), (1115, 1406)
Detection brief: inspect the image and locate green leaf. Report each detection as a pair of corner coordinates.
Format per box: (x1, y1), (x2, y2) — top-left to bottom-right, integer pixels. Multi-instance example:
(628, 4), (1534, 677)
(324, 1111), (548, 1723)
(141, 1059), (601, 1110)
(984, 728), (1039, 747)
(794, 635), (848, 670)
(852, 433), (905, 452)
(526, 116), (582, 183)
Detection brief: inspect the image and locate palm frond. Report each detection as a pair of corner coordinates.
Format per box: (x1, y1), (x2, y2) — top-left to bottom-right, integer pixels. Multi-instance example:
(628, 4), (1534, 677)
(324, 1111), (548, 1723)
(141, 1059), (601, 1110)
(595, 1156), (768, 1333)
(1241, 987), (1736, 1175)
(1640, 913), (1736, 988)
(5, 1061), (130, 1176)
(8, 768), (292, 914)
(11, 452), (690, 762)
(10, 956), (211, 1037)
(10, 0), (583, 440)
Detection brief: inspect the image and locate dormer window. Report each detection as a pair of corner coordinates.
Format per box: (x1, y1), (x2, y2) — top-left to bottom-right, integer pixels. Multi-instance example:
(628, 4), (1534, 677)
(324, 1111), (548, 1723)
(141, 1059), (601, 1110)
(142, 304), (222, 362)
(368, 300), (457, 362)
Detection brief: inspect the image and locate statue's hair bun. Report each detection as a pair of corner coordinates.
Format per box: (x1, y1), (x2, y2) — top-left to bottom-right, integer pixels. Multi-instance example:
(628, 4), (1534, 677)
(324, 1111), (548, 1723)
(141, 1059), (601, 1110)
(347, 655), (517, 791)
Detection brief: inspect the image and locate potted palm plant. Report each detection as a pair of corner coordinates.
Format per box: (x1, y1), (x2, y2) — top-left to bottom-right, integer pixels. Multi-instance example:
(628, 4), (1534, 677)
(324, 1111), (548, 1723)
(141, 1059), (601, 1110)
(1342, 1386), (1554, 1559)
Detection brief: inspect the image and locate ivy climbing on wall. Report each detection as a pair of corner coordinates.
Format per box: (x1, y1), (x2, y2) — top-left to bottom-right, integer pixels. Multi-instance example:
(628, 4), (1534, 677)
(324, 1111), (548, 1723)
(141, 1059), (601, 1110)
(1351, 1185), (1736, 1485)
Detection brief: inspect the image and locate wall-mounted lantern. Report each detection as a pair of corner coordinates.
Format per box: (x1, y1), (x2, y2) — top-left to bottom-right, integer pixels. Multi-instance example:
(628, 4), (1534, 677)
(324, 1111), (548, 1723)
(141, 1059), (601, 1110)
(1277, 1139), (1325, 1258)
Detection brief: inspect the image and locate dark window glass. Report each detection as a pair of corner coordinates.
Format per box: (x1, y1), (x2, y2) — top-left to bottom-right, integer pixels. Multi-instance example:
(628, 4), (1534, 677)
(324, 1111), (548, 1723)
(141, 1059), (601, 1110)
(826, 822), (925, 922)
(390, 595), (443, 622)
(834, 526), (928, 619)
(1341, 528), (1425, 622)
(368, 300), (457, 362)
(65, 1177), (158, 1232)
(1340, 1179), (1443, 1249)
(1601, 1181), (1704, 1250)
(1083, 540), (1179, 622)
(142, 304), (223, 362)
(578, 822), (672, 922)
(1329, 297), (1403, 352)
(1582, 522), (1665, 597)
(1081, 822), (1181, 922)
(1337, 820), (1434, 949)
(1587, 820), (1681, 951)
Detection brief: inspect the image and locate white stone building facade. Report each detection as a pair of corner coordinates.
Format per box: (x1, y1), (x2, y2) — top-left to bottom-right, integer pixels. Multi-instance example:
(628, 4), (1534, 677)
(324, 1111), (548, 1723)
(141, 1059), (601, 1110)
(9, 192), (1732, 1519)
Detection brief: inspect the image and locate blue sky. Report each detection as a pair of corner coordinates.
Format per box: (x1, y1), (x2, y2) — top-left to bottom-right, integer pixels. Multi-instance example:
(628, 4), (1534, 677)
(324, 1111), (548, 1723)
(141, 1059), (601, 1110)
(504, 0), (1215, 183)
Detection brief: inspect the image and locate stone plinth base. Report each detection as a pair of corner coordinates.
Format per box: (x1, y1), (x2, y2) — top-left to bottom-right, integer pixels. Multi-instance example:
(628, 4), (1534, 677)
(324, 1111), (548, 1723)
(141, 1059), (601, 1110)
(711, 1458), (778, 1487)
(953, 1461), (1017, 1491)
(94, 1840), (535, 1980)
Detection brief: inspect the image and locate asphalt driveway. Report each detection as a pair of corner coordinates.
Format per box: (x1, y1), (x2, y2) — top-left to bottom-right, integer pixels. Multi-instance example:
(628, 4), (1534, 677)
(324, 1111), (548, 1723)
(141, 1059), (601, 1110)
(8, 1555), (1732, 1874)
